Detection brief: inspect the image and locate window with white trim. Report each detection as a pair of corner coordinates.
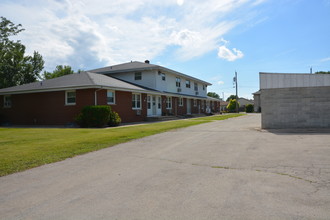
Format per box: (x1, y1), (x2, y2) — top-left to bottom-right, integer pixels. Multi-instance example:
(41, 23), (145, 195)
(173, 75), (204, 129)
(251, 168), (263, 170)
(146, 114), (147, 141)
(65, 90), (76, 105)
(132, 93), (141, 109)
(161, 73), (166, 81)
(107, 90), (115, 104)
(135, 72), (142, 80)
(194, 82), (198, 91)
(176, 77), (181, 87)
(179, 97), (183, 106)
(3, 95), (12, 108)
(185, 80), (190, 88)
(166, 96), (172, 109)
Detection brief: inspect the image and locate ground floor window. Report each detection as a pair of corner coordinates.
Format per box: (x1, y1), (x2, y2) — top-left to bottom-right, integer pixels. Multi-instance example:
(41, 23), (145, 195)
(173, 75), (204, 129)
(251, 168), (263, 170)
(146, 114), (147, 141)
(194, 99), (197, 107)
(132, 93), (141, 109)
(3, 95), (11, 108)
(65, 90), (76, 105)
(166, 96), (172, 109)
(107, 90), (115, 104)
(179, 97), (183, 106)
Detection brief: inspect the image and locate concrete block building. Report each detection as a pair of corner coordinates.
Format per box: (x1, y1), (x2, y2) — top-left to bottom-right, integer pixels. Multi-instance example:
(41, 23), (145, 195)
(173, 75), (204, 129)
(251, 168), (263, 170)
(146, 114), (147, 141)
(259, 72), (330, 129)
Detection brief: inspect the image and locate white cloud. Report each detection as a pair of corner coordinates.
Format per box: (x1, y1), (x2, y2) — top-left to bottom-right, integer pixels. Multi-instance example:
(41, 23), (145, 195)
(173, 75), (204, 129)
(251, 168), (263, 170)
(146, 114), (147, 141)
(177, 0), (184, 6)
(218, 46), (244, 61)
(320, 57), (330, 62)
(0, 0), (265, 70)
(217, 81), (225, 85)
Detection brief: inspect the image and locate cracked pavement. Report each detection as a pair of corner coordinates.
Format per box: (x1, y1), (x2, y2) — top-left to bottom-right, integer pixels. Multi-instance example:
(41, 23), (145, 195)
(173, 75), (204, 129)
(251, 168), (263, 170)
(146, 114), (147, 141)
(1, 114), (330, 219)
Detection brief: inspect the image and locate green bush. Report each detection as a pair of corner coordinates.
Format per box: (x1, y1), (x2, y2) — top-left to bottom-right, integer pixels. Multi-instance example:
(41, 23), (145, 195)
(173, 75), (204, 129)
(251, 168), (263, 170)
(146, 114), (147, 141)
(108, 111), (121, 127)
(226, 99), (239, 112)
(76, 105), (111, 128)
(245, 104), (254, 113)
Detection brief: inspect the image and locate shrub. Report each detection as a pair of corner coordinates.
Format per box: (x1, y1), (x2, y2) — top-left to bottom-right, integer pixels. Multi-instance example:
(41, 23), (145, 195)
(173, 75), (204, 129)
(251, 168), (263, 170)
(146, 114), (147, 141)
(226, 99), (239, 112)
(76, 105), (111, 128)
(245, 104), (254, 113)
(108, 111), (121, 127)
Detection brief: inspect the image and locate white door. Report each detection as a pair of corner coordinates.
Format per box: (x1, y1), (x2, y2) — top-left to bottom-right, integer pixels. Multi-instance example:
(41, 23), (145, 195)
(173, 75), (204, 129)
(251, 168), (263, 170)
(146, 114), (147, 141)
(147, 95), (152, 116)
(187, 99), (191, 114)
(156, 96), (162, 116)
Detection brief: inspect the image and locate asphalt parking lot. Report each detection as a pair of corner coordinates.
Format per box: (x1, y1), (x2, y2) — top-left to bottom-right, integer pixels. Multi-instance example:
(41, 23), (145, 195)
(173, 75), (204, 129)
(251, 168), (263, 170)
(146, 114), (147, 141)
(1, 114), (330, 219)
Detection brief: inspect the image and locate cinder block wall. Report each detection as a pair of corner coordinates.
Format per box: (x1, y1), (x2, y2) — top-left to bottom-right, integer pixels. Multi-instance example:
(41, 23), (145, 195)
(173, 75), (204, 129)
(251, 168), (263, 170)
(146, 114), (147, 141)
(261, 86), (330, 129)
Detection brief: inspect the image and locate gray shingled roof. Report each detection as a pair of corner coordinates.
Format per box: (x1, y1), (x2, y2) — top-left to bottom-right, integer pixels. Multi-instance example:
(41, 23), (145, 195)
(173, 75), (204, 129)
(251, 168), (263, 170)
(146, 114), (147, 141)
(89, 61), (212, 86)
(0, 72), (149, 95)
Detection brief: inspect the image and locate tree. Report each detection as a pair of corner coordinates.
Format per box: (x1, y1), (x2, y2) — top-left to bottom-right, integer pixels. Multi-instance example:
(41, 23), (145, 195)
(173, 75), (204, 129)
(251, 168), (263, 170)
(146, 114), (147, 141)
(0, 17), (44, 89)
(226, 99), (239, 112)
(315, 71), (330, 74)
(44, 65), (74, 79)
(207, 92), (220, 99)
(226, 95), (238, 102)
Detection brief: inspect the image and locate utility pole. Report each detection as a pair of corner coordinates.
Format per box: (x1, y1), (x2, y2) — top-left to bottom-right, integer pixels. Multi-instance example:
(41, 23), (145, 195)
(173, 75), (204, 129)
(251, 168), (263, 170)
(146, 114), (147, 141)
(233, 71), (238, 113)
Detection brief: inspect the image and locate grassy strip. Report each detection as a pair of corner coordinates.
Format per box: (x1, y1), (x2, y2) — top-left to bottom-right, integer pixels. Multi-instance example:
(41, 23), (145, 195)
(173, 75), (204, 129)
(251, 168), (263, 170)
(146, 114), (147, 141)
(0, 114), (244, 176)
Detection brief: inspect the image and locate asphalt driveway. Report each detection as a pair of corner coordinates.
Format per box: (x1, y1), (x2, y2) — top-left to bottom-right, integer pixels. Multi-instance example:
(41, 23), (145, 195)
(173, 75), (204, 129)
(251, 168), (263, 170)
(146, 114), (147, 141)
(1, 114), (330, 219)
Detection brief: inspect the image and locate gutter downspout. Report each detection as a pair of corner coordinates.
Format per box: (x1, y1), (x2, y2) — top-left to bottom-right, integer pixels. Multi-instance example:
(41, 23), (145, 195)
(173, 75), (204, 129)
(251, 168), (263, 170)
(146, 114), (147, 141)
(94, 87), (103, 106)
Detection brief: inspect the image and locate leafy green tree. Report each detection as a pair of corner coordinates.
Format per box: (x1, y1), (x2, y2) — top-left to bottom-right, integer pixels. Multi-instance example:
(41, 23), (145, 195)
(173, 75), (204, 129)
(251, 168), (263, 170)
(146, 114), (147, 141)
(44, 65), (74, 79)
(207, 92), (220, 99)
(315, 71), (330, 74)
(245, 104), (254, 113)
(226, 99), (239, 112)
(0, 17), (44, 89)
(226, 94), (238, 102)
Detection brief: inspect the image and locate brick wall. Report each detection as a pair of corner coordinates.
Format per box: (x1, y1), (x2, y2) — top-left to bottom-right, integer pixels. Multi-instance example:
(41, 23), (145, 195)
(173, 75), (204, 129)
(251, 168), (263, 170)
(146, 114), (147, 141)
(0, 89), (148, 125)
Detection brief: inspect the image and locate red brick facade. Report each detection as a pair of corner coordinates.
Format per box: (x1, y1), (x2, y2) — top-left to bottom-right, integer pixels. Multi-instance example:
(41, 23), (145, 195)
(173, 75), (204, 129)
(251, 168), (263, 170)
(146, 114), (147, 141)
(0, 89), (220, 125)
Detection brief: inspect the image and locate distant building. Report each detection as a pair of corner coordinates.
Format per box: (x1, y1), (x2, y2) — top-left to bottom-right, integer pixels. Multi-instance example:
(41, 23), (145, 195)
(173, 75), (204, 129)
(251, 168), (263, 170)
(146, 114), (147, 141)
(258, 72), (330, 129)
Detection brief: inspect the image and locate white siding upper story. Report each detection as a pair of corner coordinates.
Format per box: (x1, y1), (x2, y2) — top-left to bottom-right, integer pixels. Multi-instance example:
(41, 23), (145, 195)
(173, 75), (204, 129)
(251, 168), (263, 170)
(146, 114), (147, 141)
(112, 70), (208, 97)
(260, 72), (330, 89)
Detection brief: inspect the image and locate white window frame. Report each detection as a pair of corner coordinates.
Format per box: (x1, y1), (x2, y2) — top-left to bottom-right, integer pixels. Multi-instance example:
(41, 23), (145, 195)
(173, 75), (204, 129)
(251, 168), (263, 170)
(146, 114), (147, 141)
(65, 90), (76, 105)
(132, 93), (141, 109)
(176, 77), (181, 87)
(194, 82), (198, 91)
(3, 95), (12, 108)
(166, 96), (172, 109)
(161, 73), (166, 81)
(107, 90), (115, 104)
(135, 72), (142, 80)
(186, 80), (190, 88)
(179, 97), (183, 106)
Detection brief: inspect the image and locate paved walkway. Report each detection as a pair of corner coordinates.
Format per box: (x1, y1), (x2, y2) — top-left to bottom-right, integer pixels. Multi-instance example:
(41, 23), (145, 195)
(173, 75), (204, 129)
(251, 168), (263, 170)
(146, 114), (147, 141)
(1, 114), (330, 219)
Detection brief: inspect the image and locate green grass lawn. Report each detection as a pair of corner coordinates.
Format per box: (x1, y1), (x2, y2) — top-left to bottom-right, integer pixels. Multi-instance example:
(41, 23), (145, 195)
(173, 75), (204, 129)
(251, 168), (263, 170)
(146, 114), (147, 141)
(0, 114), (244, 176)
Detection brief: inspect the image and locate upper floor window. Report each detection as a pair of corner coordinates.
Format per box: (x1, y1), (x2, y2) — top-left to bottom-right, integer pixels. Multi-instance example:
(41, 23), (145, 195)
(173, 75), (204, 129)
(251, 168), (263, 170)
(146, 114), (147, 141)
(176, 77), (181, 87)
(194, 82), (198, 91)
(185, 80), (190, 88)
(65, 90), (76, 105)
(107, 90), (115, 104)
(3, 95), (11, 108)
(135, 72), (142, 80)
(161, 73), (166, 81)
(132, 93), (141, 109)
(166, 96), (172, 109)
(203, 85), (206, 90)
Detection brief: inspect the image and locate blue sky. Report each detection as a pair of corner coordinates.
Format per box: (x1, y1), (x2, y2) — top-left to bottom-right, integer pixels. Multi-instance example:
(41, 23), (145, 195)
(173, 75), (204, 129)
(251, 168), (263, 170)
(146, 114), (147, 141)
(1, 0), (329, 99)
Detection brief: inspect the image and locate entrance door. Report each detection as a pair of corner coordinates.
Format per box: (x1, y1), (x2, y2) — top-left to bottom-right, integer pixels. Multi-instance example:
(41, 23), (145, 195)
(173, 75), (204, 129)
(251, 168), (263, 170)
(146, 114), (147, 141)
(152, 96), (157, 115)
(148, 95), (162, 116)
(187, 99), (191, 114)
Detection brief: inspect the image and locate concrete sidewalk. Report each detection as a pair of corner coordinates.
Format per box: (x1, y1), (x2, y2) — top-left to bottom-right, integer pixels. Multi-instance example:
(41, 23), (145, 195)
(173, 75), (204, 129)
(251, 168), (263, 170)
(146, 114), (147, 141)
(1, 114), (330, 219)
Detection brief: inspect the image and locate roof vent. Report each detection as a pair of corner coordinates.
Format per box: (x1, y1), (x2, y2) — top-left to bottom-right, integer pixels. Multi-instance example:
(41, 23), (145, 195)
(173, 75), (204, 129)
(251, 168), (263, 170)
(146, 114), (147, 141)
(145, 60), (150, 64)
